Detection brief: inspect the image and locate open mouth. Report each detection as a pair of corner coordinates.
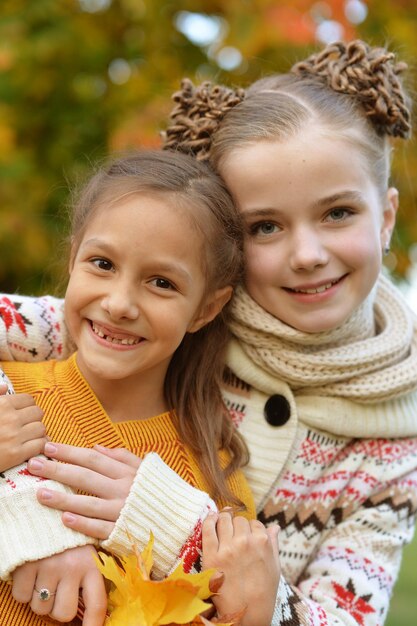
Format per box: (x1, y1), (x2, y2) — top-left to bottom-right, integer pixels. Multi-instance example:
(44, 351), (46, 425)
(90, 321), (142, 346)
(286, 276), (345, 295)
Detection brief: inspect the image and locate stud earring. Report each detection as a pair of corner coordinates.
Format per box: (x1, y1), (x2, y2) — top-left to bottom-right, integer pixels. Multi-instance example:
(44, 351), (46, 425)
(383, 242), (390, 256)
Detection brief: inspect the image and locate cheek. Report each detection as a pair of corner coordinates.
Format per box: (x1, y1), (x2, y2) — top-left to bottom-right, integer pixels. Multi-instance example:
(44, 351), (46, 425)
(244, 242), (279, 281)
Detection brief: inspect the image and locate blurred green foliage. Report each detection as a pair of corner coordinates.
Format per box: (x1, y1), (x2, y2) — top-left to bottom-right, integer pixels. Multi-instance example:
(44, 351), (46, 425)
(0, 0), (416, 294)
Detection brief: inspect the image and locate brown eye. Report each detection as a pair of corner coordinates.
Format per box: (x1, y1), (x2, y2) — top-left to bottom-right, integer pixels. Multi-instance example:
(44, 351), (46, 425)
(92, 258), (113, 271)
(152, 278), (174, 290)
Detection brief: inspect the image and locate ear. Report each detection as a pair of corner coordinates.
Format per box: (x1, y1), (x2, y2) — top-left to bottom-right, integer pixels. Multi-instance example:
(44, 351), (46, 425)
(187, 286), (233, 333)
(380, 187), (399, 250)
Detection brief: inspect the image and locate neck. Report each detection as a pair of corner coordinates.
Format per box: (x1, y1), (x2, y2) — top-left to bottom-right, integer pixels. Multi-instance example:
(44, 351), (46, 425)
(75, 355), (170, 422)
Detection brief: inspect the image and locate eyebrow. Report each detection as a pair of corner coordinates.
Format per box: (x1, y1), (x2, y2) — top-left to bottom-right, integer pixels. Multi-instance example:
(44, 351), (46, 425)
(81, 238), (193, 284)
(240, 190), (365, 218)
(312, 190), (365, 209)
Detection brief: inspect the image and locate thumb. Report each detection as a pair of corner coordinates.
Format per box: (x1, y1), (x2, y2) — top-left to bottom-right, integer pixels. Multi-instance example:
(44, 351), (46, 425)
(209, 570), (225, 594)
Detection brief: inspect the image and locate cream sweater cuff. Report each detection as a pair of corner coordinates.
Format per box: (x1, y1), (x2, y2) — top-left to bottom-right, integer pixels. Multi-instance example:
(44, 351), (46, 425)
(0, 461), (96, 580)
(101, 452), (217, 578)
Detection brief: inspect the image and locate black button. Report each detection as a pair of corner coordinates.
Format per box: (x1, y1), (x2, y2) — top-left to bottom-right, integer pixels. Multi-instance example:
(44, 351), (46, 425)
(264, 395), (291, 426)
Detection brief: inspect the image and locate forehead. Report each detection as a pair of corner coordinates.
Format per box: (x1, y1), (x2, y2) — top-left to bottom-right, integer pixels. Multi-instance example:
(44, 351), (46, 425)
(221, 131), (377, 207)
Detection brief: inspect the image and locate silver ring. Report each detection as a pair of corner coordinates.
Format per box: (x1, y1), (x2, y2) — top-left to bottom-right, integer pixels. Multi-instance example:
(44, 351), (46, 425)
(34, 587), (56, 602)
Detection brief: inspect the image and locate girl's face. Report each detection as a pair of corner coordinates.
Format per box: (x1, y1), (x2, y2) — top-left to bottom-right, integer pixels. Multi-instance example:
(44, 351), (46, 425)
(65, 193), (230, 391)
(221, 129), (398, 333)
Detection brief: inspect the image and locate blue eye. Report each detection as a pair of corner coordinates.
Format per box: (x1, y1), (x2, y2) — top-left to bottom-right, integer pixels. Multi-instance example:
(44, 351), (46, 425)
(250, 222), (279, 236)
(327, 208), (351, 222)
(92, 258), (113, 271)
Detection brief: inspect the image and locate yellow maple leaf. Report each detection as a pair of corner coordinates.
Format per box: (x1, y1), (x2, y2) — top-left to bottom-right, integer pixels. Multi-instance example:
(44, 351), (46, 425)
(96, 532), (224, 626)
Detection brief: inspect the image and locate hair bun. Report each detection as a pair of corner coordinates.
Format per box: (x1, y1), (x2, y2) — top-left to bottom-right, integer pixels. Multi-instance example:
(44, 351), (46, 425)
(292, 40), (411, 138)
(162, 78), (245, 160)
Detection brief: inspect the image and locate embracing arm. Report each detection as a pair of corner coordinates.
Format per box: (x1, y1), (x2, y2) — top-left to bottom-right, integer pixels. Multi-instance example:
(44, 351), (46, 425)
(0, 367), (95, 581)
(0, 294), (69, 362)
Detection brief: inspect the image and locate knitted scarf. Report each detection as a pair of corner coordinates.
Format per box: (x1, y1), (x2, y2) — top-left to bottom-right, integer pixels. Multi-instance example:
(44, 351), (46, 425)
(229, 273), (417, 403)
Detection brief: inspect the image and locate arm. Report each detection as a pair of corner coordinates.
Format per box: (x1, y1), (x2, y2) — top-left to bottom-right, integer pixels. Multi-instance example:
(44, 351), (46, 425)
(0, 378), (96, 581)
(28, 445), (219, 579)
(0, 294), (70, 362)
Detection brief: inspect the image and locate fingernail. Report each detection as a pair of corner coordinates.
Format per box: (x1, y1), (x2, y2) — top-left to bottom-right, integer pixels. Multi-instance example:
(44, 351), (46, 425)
(29, 459), (44, 471)
(38, 488), (53, 500)
(94, 444), (108, 451)
(63, 513), (76, 525)
(44, 443), (57, 455)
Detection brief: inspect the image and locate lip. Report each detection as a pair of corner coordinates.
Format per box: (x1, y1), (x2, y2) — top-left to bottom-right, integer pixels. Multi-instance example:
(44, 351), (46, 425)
(283, 274), (347, 302)
(88, 320), (145, 350)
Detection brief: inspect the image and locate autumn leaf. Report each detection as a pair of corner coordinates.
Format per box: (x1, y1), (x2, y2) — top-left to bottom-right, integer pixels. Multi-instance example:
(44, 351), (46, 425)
(96, 532), (221, 626)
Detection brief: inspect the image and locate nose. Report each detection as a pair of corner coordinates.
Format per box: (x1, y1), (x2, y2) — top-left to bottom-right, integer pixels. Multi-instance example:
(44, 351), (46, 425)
(101, 280), (139, 320)
(289, 227), (329, 272)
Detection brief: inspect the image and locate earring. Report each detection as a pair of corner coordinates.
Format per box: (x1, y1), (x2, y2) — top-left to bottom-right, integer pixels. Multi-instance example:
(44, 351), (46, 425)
(383, 242), (390, 256)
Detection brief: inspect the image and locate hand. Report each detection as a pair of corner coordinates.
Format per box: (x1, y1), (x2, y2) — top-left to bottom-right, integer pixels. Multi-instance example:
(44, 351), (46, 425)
(27, 443), (141, 539)
(0, 387), (46, 472)
(12, 545), (107, 626)
(202, 512), (280, 626)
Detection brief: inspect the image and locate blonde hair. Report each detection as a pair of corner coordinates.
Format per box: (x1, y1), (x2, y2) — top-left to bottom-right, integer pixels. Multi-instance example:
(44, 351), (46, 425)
(70, 150), (248, 506)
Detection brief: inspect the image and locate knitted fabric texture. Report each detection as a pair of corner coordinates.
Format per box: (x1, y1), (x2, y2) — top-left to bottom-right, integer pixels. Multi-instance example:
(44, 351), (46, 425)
(229, 273), (417, 402)
(0, 356), (254, 626)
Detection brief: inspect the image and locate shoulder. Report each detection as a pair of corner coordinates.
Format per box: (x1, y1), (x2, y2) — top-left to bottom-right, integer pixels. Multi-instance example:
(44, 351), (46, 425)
(1, 360), (60, 394)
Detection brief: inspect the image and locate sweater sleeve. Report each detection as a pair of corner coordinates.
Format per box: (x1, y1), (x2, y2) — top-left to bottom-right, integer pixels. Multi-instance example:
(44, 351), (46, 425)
(0, 455), (96, 582)
(0, 460), (97, 581)
(0, 294), (70, 362)
(101, 453), (218, 579)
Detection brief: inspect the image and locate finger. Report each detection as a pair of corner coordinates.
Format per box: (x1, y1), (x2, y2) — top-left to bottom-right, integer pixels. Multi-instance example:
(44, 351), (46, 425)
(202, 512), (220, 556)
(21, 420), (47, 442)
(12, 563), (38, 603)
(28, 457), (115, 497)
(61, 512), (115, 540)
(266, 524), (280, 560)
(231, 515), (251, 537)
(81, 569), (108, 626)
(37, 488), (117, 521)
(44, 442), (131, 480)
(7, 393), (40, 410)
(31, 579), (59, 616)
(215, 510), (235, 542)
(49, 578), (80, 623)
(12, 437), (48, 464)
(249, 518), (268, 534)
(93, 445), (141, 469)
(0, 383), (9, 395)
(17, 405), (45, 427)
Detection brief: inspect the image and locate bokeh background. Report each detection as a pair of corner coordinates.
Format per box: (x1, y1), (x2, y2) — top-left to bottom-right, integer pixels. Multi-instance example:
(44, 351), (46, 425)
(0, 2), (416, 624)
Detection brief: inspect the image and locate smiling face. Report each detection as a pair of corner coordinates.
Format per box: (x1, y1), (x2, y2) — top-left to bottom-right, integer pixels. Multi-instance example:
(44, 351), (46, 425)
(65, 192), (226, 393)
(221, 128), (398, 332)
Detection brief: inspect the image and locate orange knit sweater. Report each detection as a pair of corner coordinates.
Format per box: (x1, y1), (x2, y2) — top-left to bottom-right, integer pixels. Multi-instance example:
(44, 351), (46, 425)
(0, 354), (255, 626)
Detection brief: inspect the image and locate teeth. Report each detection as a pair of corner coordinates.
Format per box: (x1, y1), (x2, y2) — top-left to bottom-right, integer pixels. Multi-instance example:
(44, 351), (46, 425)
(91, 322), (140, 345)
(294, 280), (337, 294)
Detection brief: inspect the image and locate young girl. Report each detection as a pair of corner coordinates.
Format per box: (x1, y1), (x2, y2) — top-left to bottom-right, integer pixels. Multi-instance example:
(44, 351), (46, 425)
(2, 40), (417, 626)
(0, 149), (281, 626)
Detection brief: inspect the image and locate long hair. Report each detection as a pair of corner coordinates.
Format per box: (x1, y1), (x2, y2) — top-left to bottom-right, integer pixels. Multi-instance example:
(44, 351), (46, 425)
(70, 149), (248, 505)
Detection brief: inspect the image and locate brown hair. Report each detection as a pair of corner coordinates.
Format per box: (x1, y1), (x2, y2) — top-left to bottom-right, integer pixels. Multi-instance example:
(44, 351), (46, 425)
(163, 40), (412, 195)
(70, 150), (248, 506)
